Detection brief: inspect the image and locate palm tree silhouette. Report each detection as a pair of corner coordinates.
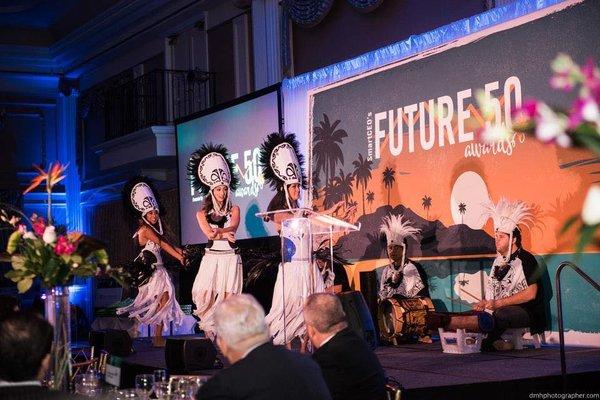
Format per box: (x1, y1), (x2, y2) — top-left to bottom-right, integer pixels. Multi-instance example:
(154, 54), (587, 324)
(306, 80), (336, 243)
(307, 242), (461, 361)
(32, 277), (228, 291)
(335, 169), (354, 204)
(312, 170), (321, 200)
(458, 202), (467, 224)
(352, 153), (373, 216)
(366, 191), (375, 213)
(422, 195), (432, 220)
(324, 180), (342, 209)
(313, 113), (348, 185)
(382, 167), (395, 205)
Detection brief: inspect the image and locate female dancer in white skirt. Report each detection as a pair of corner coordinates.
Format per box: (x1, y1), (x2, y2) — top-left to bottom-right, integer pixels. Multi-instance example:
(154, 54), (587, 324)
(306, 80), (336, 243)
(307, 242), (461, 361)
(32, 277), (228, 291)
(259, 132), (351, 348)
(188, 144), (243, 340)
(118, 177), (185, 347)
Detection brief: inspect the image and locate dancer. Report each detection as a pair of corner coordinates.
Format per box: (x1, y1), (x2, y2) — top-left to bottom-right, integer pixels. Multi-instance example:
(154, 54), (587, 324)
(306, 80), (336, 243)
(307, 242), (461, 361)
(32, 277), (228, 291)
(188, 144), (243, 340)
(118, 177), (185, 347)
(259, 132), (332, 347)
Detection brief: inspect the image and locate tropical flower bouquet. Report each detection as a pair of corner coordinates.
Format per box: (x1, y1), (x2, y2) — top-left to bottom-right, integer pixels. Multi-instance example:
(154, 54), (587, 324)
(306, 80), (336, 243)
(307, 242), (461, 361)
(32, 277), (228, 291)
(0, 162), (125, 292)
(0, 162), (125, 391)
(478, 54), (600, 252)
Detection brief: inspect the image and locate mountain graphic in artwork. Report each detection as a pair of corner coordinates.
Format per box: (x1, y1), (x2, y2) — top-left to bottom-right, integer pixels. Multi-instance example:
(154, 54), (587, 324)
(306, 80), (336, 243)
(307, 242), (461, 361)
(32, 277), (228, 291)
(336, 204), (495, 261)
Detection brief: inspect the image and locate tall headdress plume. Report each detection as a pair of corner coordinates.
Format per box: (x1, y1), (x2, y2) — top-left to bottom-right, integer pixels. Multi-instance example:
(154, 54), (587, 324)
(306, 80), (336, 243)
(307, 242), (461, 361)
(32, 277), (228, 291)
(122, 176), (164, 235)
(259, 132), (307, 209)
(187, 144), (239, 216)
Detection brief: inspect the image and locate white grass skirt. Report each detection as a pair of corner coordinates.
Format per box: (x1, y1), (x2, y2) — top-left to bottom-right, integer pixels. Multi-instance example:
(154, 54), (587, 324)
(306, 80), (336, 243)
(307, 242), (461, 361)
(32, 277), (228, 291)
(192, 251), (243, 335)
(265, 261), (325, 345)
(117, 265), (184, 329)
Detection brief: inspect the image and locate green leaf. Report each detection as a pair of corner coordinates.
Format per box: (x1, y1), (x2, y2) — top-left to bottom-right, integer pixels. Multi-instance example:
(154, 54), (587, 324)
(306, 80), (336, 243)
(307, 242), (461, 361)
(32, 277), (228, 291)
(17, 278), (33, 293)
(575, 223), (599, 254)
(560, 215), (579, 235)
(11, 255), (26, 271)
(6, 231), (22, 254)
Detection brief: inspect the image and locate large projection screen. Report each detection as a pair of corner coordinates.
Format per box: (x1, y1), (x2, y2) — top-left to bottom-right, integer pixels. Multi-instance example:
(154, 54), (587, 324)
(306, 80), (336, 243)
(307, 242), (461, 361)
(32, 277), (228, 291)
(176, 87), (281, 245)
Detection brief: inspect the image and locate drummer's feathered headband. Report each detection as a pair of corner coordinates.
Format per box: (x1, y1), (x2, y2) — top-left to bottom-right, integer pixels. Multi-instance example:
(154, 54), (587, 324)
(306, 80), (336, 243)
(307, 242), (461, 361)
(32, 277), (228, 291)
(482, 198), (533, 235)
(380, 213), (420, 246)
(380, 213), (420, 267)
(482, 198), (533, 262)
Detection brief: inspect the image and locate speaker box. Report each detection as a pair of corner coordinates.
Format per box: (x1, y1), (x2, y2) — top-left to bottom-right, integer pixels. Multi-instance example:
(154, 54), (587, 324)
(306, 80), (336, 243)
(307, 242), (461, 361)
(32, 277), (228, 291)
(360, 270), (380, 338)
(165, 336), (217, 372)
(337, 290), (378, 349)
(88, 329), (133, 357)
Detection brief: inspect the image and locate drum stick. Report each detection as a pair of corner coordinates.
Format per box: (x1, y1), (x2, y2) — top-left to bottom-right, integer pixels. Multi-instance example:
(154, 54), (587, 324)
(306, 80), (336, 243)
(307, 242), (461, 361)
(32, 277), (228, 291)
(458, 288), (481, 302)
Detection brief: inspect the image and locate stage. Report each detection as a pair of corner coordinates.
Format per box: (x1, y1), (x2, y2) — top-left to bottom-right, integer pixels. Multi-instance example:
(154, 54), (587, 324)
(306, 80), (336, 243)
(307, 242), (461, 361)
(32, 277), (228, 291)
(111, 337), (600, 399)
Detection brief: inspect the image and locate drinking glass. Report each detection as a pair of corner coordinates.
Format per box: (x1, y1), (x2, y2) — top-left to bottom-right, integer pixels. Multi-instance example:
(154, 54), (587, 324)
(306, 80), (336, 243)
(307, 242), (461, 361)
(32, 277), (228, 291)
(135, 374), (154, 400)
(154, 369), (168, 383)
(152, 381), (169, 400)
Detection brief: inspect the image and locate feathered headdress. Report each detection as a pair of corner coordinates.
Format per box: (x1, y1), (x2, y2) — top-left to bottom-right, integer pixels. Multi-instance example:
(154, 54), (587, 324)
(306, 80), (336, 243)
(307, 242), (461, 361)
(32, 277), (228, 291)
(259, 132), (307, 190)
(122, 176), (164, 235)
(259, 132), (307, 210)
(482, 198), (533, 262)
(187, 144), (239, 195)
(482, 198), (533, 235)
(380, 213), (420, 246)
(188, 144), (239, 216)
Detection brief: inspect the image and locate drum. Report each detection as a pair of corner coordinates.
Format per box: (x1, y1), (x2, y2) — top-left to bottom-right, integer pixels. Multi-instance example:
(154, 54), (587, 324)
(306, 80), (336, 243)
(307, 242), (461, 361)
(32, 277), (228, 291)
(378, 296), (435, 342)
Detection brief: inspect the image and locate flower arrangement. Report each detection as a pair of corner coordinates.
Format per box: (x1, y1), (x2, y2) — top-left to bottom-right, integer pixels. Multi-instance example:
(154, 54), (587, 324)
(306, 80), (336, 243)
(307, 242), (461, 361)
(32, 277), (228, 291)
(0, 162), (126, 291)
(477, 54), (600, 252)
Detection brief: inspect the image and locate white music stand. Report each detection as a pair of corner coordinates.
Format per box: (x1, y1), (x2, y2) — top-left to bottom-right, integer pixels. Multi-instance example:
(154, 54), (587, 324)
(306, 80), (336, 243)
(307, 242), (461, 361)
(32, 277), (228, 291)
(255, 208), (360, 344)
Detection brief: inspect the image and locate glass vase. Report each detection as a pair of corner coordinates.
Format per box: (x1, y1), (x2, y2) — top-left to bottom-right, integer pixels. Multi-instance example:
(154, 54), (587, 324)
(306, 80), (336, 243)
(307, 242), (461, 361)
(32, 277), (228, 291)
(44, 285), (71, 391)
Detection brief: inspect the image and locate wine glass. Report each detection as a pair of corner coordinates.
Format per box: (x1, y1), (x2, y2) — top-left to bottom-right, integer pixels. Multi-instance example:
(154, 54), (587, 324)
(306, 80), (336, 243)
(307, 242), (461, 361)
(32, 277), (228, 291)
(135, 374), (154, 400)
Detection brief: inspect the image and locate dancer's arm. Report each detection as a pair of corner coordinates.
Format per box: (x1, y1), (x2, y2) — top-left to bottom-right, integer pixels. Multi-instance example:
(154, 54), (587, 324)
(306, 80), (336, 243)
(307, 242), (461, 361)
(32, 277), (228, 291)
(140, 226), (184, 265)
(216, 206), (240, 234)
(196, 210), (217, 239)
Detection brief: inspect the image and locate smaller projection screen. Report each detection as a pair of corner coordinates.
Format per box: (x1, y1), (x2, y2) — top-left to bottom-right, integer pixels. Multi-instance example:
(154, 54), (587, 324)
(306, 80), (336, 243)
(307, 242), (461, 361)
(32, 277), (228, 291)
(176, 87), (281, 244)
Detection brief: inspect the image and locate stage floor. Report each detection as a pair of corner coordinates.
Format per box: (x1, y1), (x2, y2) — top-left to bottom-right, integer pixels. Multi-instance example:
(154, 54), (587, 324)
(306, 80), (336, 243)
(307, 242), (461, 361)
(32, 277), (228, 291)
(117, 337), (600, 398)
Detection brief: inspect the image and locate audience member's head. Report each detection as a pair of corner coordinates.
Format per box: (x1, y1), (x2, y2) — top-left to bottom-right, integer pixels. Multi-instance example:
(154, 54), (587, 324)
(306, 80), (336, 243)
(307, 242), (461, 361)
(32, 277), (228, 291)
(214, 294), (270, 364)
(303, 293), (348, 349)
(0, 310), (53, 382)
(0, 295), (20, 319)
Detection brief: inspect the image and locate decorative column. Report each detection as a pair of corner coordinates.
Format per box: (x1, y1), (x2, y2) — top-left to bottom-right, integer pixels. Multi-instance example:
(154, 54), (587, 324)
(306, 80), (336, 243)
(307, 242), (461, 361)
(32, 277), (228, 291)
(56, 80), (82, 232)
(252, 0), (282, 89)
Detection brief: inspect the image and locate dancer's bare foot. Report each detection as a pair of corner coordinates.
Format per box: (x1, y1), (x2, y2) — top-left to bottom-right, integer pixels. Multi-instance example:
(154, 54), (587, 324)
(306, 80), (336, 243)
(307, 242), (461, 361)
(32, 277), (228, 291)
(153, 337), (166, 347)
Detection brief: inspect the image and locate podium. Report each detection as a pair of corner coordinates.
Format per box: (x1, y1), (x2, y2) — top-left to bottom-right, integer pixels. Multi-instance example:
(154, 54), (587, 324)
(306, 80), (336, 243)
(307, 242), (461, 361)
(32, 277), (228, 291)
(255, 208), (360, 344)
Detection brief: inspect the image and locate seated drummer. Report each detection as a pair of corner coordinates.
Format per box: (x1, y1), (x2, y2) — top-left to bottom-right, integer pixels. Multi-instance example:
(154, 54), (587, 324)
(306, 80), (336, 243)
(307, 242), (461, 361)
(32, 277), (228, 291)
(473, 198), (545, 351)
(378, 213), (429, 302)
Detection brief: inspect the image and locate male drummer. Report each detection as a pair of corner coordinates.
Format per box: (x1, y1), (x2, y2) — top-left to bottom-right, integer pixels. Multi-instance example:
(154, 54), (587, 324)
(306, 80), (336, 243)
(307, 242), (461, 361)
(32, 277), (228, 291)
(473, 198), (546, 351)
(378, 213), (431, 343)
(379, 213), (429, 301)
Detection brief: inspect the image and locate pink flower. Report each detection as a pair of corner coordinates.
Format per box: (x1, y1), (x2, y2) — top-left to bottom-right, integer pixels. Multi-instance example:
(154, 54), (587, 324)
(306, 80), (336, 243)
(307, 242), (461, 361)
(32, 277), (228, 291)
(32, 217), (46, 236)
(512, 99), (538, 127)
(54, 235), (75, 256)
(568, 97), (600, 129)
(581, 58), (600, 102)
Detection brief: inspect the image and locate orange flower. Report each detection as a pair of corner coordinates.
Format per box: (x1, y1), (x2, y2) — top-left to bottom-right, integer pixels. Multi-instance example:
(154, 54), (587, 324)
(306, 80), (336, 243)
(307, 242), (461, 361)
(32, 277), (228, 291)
(23, 162), (68, 194)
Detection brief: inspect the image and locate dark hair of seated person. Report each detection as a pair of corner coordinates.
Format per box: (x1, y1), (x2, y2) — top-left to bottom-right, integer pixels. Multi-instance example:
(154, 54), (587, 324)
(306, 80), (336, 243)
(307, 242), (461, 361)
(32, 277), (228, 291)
(0, 295), (20, 319)
(0, 310), (53, 382)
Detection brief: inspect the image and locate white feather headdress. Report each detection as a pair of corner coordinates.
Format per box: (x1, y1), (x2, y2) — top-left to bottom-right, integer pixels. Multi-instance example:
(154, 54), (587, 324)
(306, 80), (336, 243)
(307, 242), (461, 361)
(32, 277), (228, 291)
(380, 214), (420, 246)
(482, 198), (533, 234)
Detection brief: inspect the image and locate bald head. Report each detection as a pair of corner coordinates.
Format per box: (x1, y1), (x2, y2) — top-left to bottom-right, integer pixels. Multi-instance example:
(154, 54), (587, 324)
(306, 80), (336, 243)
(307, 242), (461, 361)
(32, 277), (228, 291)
(304, 293), (347, 334)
